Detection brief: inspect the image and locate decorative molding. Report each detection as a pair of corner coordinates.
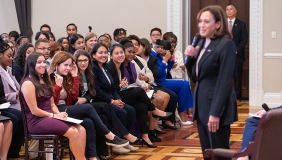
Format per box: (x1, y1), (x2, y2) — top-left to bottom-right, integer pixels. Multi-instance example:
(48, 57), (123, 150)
(263, 92), (282, 107)
(264, 53), (282, 58)
(167, 0), (182, 52)
(249, 0), (264, 106)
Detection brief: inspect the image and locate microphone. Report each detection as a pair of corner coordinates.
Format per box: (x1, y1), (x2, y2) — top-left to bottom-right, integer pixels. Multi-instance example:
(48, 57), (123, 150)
(262, 103), (271, 112)
(191, 34), (201, 48)
(88, 26), (92, 32)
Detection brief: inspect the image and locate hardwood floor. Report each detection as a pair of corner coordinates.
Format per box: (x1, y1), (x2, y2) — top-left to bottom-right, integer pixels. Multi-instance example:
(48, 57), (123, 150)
(20, 101), (260, 159)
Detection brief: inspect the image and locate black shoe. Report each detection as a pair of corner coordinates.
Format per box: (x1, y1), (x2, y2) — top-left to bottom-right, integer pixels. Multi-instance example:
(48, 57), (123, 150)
(97, 155), (108, 160)
(155, 129), (166, 134)
(142, 139), (157, 148)
(152, 112), (172, 120)
(148, 130), (162, 142)
(106, 136), (129, 147)
(162, 122), (178, 130)
(130, 138), (142, 145)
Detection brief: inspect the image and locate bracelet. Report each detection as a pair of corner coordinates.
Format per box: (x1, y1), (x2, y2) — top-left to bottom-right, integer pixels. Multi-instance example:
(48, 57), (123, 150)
(53, 113), (54, 118)
(49, 113), (53, 117)
(111, 99), (114, 104)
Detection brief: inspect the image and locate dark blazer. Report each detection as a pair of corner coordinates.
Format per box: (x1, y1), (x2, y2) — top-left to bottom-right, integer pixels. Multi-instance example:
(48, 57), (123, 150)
(0, 75), (8, 104)
(91, 61), (121, 103)
(231, 18), (248, 62)
(146, 55), (159, 83)
(186, 37), (238, 125)
(107, 60), (122, 91)
(12, 64), (24, 84)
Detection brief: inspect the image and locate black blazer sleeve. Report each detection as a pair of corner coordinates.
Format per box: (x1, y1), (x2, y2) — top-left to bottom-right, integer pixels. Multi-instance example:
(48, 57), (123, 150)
(147, 56), (159, 82)
(13, 64), (24, 84)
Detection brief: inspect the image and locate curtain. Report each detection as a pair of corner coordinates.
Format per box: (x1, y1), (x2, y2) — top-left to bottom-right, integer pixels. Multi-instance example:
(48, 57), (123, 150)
(14, 0), (33, 39)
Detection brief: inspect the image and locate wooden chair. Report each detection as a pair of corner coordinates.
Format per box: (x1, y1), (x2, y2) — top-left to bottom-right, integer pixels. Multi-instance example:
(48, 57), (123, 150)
(204, 108), (282, 160)
(19, 93), (73, 160)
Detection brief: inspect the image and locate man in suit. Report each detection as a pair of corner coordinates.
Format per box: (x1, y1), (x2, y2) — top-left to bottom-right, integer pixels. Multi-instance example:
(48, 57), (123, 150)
(226, 4), (248, 106)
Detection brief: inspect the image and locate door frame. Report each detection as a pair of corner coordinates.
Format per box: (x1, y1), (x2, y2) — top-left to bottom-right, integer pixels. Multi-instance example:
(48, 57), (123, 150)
(166, 0), (263, 106)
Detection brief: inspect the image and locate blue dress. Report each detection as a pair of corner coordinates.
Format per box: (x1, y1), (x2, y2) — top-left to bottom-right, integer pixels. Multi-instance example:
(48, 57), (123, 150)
(151, 50), (193, 112)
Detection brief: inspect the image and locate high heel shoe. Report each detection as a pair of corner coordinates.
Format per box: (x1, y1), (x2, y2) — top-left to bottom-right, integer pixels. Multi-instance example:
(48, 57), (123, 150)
(97, 155), (108, 160)
(155, 129), (166, 134)
(162, 122), (178, 130)
(175, 114), (193, 125)
(142, 139), (157, 148)
(148, 130), (162, 142)
(130, 138), (142, 145)
(152, 112), (172, 119)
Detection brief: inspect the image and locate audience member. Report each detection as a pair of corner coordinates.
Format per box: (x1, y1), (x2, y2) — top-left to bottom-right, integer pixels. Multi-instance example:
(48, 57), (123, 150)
(66, 23), (78, 38)
(16, 36), (29, 47)
(9, 31), (19, 44)
(1, 33), (9, 39)
(40, 24), (51, 32)
(57, 37), (69, 51)
(13, 43), (35, 83)
(34, 31), (50, 41)
(2, 38), (15, 50)
(0, 37), (24, 160)
(48, 51), (129, 159)
(20, 52), (86, 159)
(74, 49), (141, 156)
(98, 34), (111, 50)
(104, 33), (113, 45)
(85, 32), (98, 53)
(35, 39), (51, 65)
(0, 75), (13, 160)
(150, 27), (162, 48)
(68, 34), (84, 54)
(113, 28), (126, 43)
(47, 31), (56, 42)
(49, 41), (63, 61)
(152, 39), (193, 125)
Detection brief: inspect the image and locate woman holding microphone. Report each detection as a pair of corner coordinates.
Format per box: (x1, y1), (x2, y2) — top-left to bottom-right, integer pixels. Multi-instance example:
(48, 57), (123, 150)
(185, 5), (238, 160)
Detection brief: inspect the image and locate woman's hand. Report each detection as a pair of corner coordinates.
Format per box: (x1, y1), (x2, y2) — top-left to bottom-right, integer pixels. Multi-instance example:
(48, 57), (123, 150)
(112, 99), (124, 108)
(54, 74), (63, 87)
(71, 63), (78, 76)
(163, 50), (172, 62)
(119, 77), (128, 88)
(207, 115), (220, 132)
(140, 74), (149, 82)
(75, 97), (87, 105)
(184, 45), (200, 57)
(180, 65), (185, 71)
(54, 112), (68, 120)
(255, 110), (266, 117)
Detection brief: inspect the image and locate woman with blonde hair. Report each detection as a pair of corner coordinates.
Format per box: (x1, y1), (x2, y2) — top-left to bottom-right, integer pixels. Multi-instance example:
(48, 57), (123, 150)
(85, 32), (98, 53)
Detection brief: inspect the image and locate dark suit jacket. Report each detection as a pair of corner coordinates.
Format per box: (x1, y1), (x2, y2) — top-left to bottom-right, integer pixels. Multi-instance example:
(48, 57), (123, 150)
(12, 64), (24, 84)
(231, 18), (248, 62)
(186, 37), (238, 125)
(91, 61), (121, 103)
(0, 75), (8, 104)
(146, 55), (159, 83)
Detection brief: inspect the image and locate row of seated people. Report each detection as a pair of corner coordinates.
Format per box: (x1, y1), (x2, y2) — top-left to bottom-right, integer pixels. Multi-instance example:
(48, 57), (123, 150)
(0, 32), (194, 159)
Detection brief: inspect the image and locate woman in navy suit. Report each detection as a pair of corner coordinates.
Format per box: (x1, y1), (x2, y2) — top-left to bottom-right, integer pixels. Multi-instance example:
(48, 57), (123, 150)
(185, 5), (238, 160)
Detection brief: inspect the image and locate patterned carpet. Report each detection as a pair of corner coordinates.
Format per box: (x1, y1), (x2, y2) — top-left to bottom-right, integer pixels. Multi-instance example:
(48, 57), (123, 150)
(20, 101), (256, 159)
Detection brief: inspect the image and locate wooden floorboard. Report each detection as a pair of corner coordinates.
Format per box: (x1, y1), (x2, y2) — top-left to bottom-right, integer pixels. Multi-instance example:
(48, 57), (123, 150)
(19, 100), (257, 159)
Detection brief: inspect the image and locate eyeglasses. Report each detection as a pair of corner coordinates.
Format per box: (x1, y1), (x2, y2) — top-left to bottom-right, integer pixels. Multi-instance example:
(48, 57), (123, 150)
(77, 59), (89, 63)
(37, 47), (51, 51)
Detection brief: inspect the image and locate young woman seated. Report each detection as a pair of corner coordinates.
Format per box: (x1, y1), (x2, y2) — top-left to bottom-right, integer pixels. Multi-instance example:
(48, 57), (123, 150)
(73, 49), (141, 157)
(21, 52), (86, 159)
(48, 51), (128, 159)
(107, 41), (172, 147)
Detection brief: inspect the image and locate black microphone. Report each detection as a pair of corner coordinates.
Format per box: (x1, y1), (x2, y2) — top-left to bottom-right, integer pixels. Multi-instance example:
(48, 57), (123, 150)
(88, 26), (92, 32)
(191, 34), (201, 48)
(262, 103), (271, 111)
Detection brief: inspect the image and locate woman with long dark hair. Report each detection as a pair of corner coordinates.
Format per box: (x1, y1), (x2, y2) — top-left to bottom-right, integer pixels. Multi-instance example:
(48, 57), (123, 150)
(68, 34), (85, 54)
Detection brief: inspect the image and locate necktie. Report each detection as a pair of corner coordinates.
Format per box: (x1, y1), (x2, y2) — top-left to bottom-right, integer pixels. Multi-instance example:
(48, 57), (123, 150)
(229, 20), (233, 32)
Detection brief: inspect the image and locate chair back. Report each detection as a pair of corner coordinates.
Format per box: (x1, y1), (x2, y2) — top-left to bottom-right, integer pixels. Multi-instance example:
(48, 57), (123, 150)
(19, 91), (30, 139)
(252, 108), (282, 160)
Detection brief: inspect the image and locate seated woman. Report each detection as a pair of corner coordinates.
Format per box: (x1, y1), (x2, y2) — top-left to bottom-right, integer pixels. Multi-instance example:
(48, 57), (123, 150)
(0, 37), (24, 160)
(68, 34), (85, 54)
(130, 36), (179, 132)
(150, 39), (194, 125)
(107, 41), (172, 147)
(85, 32), (98, 53)
(57, 37), (69, 52)
(0, 76), (13, 160)
(48, 51), (128, 159)
(21, 52), (86, 159)
(13, 43), (35, 83)
(237, 105), (282, 160)
(73, 49), (141, 158)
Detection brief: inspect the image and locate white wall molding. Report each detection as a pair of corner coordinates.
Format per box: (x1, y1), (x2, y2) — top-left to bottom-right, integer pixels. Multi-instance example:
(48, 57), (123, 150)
(167, 0), (182, 52)
(264, 53), (282, 58)
(263, 92), (282, 107)
(249, 0), (264, 106)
